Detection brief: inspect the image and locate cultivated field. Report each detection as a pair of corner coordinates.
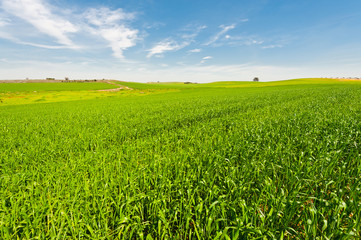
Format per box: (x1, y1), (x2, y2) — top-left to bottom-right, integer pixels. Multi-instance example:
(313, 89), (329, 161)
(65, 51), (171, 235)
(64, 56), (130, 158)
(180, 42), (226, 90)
(0, 79), (360, 239)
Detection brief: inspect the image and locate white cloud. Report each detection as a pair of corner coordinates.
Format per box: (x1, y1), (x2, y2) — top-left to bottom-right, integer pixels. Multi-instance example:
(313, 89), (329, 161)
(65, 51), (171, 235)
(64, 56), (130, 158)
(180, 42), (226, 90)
(147, 39), (190, 58)
(181, 24), (207, 39)
(201, 56), (213, 63)
(220, 35), (264, 47)
(189, 48), (201, 53)
(205, 24), (236, 46)
(0, 2), (139, 56)
(175, 64), (301, 82)
(84, 7), (139, 59)
(2, 58), (361, 82)
(0, 30), (16, 41)
(0, 17), (10, 26)
(249, 40), (264, 45)
(143, 22), (166, 30)
(99, 27), (138, 59)
(103, 64), (315, 83)
(0, 30), (79, 49)
(1, 0), (78, 47)
(262, 44), (283, 49)
(147, 24), (206, 58)
(84, 7), (135, 27)
(0, 28), (79, 49)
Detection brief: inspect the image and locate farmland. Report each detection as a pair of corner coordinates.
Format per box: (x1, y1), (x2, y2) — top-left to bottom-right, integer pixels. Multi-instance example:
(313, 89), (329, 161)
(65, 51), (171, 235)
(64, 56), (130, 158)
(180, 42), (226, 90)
(0, 79), (361, 239)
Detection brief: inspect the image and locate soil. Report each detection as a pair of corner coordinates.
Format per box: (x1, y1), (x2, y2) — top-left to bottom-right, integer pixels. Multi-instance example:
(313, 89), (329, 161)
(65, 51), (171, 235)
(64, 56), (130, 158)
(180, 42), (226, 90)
(97, 81), (133, 91)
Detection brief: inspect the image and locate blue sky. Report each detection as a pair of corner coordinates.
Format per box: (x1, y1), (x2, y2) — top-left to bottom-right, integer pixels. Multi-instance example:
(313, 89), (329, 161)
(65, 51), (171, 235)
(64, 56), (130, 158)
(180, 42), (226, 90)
(0, 0), (361, 82)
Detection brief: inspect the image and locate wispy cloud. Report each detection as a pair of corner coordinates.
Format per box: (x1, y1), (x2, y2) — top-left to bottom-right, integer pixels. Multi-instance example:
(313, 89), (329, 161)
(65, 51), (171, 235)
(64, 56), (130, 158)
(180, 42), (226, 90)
(179, 64), (302, 82)
(0, 16), (10, 26)
(143, 22), (166, 30)
(0, 30), (78, 49)
(200, 56), (213, 63)
(0, 30), (16, 41)
(223, 35), (264, 46)
(1, 1), (139, 57)
(189, 48), (201, 53)
(147, 39), (189, 58)
(84, 7), (139, 59)
(147, 24), (206, 58)
(108, 64), (308, 83)
(1, 0), (78, 47)
(84, 7), (135, 26)
(181, 24), (207, 39)
(262, 44), (283, 49)
(204, 24), (236, 46)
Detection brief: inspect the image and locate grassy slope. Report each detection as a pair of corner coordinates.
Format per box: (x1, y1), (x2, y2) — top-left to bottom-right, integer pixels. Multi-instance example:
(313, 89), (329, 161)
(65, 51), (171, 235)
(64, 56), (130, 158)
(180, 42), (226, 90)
(0, 82), (124, 106)
(0, 79), (361, 239)
(0, 78), (357, 106)
(0, 82), (116, 93)
(119, 78), (359, 89)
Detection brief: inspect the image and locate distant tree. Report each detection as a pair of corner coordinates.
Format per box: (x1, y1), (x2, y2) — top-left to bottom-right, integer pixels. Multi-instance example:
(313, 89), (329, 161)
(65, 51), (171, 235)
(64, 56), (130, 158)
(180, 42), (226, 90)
(253, 77), (259, 82)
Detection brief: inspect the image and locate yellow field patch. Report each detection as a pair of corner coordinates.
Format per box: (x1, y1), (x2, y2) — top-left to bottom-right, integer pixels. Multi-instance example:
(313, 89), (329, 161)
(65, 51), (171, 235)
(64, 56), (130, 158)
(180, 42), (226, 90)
(0, 88), (179, 106)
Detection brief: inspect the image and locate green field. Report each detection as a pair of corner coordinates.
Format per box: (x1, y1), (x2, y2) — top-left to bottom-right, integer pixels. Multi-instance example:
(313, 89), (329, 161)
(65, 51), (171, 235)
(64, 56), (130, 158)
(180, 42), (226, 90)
(0, 82), (117, 93)
(0, 79), (360, 239)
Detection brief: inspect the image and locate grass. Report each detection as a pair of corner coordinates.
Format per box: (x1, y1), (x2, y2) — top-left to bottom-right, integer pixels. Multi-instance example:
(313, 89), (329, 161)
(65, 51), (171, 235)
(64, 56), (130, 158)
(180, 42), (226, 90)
(0, 78), (360, 239)
(0, 81), (182, 106)
(0, 82), (116, 93)
(116, 81), (195, 90)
